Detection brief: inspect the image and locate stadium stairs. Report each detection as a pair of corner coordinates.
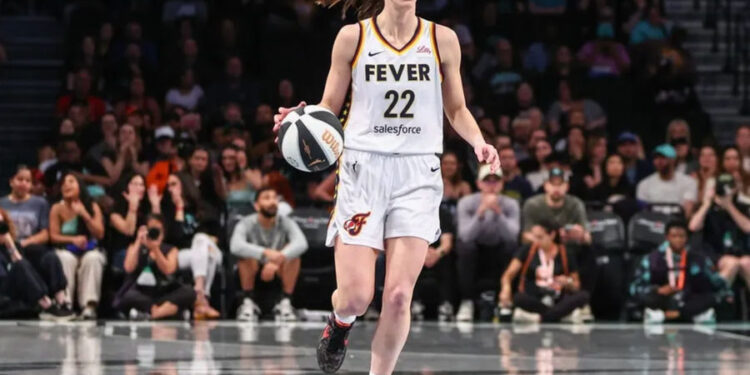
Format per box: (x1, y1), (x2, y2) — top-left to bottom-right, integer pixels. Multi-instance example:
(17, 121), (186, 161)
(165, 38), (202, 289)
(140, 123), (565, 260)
(0, 15), (62, 191)
(666, 0), (750, 143)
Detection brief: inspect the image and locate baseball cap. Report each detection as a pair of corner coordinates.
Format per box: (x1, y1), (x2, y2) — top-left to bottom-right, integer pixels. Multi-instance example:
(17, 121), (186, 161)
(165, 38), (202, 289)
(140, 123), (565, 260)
(547, 167), (568, 183)
(617, 132), (638, 144)
(154, 126), (175, 140)
(653, 143), (676, 159)
(477, 164), (503, 181)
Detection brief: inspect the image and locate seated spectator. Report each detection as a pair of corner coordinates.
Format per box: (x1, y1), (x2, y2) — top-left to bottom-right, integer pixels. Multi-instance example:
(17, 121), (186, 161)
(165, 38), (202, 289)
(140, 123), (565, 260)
(630, 6), (669, 45)
(547, 81), (607, 132)
(230, 187), (308, 322)
(577, 23), (630, 77)
(523, 137), (554, 182)
(86, 113), (118, 166)
(482, 39), (524, 113)
(411, 204), (456, 322)
(66, 100), (94, 138)
(249, 104), (276, 162)
(499, 82), (536, 122)
(165, 68), (204, 112)
(555, 125), (586, 165)
(55, 69), (107, 123)
(570, 134), (607, 198)
(499, 219), (590, 323)
(106, 42), (157, 97)
(510, 117), (533, 162)
(587, 153), (636, 203)
(666, 119), (692, 174)
(43, 137), (110, 198)
(109, 173), (150, 267)
(65, 36), (103, 94)
(0, 167), (73, 318)
(114, 77), (162, 127)
(455, 165), (520, 322)
(690, 173), (750, 289)
(521, 167), (591, 246)
(441, 152), (472, 203)
(636, 144), (697, 217)
(101, 123), (150, 184)
(146, 127), (181, 192)
(499, 146), (534, 203)
(630, 221), (731, 323)
(275, 79), (300, 109)
(205, 56), (259, 117)
(184, 146), (225, 209)
(0, 208), (74, 321)
(690, 145), (718, 202)
(221, 146), (261, 213)
(616, 131), (652, 185)
(527, 150), (570, 193)
(114, 214), (196, 320)
(149, 172), (222, 319)
(111, 20), (158, 68)
(734, 124), (750, 172)
(719, 146), (750, 201)
(49, 173), (106, 319)
(56, 118), (76, 138)
(232, 137), (263, 194)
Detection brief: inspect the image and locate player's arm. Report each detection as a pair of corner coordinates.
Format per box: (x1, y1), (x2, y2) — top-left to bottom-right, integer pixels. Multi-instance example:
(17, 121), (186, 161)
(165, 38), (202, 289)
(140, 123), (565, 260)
(436, 25), (499, 172)
(273, 23), (359, 132)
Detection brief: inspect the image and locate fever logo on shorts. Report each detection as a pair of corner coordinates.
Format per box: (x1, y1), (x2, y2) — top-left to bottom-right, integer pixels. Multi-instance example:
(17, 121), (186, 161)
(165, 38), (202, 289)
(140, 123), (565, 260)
(343, 212), (371, 236)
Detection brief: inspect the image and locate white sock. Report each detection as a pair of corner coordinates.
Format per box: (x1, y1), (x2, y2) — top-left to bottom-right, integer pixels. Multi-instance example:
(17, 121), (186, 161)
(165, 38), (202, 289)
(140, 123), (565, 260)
(369, 372), (379, 375)
(334, 311), (356, 325)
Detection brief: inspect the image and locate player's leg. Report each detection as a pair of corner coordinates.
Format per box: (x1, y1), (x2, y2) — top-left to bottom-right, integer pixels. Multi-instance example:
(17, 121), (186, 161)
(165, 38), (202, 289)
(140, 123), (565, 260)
(317, 237), (378, 373)
(369, 236), (428, 375)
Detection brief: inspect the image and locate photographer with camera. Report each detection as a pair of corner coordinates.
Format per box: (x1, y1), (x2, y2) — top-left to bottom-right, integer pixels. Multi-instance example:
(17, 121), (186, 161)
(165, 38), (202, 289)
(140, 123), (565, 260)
(0, 208), (74, 320)
(114, 214), (195, 320)
(690, 168), (750, 290)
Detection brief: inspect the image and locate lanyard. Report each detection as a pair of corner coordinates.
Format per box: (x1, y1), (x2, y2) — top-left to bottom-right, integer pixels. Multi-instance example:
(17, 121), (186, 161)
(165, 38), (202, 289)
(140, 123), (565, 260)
(665, 247), (687, 290)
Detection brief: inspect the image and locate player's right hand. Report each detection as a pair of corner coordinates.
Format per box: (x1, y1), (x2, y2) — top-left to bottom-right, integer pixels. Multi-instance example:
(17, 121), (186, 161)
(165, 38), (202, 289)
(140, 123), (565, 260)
(273, 101), (307, 143)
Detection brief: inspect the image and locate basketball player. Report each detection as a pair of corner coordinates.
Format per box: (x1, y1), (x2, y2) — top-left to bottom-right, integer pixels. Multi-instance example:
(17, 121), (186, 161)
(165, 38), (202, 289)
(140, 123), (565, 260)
(273, 1), (500, 373)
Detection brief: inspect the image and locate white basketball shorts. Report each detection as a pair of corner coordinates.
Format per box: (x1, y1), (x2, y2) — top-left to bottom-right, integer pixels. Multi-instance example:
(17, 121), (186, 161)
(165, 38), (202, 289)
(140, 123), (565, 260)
(325, 149), (443, 251)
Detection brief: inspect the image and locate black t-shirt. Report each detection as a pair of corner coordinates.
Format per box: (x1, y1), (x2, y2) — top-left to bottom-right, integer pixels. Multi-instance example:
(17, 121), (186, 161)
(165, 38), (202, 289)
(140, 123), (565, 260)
(132, 243), (178, 293)
(109, 199), (150, 252)
(702, 197), (750, 258)
(430, 204), (455, 248)
(514, 244), (578, 296)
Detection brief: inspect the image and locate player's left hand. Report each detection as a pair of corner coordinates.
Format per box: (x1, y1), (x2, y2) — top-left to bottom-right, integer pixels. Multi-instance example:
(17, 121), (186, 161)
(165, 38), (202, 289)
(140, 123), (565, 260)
(474, 143), (500, 172)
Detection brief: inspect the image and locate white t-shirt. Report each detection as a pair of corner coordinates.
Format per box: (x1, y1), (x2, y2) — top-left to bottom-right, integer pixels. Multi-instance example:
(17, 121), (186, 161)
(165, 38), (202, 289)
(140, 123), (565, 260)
(636, 172), (697, 205)
(165, 86), (204, 110)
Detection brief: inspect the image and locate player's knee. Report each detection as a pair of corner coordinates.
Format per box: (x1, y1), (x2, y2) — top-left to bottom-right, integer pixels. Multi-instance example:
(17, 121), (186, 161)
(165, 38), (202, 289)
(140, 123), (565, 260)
(384, 286), (413, 314)
(338, 289), (373, 316)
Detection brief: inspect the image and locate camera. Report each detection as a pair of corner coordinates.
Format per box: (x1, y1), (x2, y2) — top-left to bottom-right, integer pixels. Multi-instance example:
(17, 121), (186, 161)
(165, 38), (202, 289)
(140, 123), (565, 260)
(716, 173), (735, 197)
(147, 227), (161, 240)
(0, 221), (8, 235)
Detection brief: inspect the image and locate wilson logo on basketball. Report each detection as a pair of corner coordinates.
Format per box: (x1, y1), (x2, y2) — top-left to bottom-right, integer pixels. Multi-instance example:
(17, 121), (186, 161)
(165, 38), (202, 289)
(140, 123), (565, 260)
(416, 45), (431, 54)
(322, 129), (341, 156)
(343, 212), (371, 236)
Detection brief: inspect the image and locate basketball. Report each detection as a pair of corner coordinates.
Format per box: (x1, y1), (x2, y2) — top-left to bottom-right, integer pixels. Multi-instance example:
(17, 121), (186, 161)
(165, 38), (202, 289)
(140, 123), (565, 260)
(278, 105), (344, 172)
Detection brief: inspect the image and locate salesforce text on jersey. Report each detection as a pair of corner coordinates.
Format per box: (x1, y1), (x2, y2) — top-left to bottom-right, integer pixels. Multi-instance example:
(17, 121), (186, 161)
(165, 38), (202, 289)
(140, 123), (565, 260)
(373, 124), (422, 136)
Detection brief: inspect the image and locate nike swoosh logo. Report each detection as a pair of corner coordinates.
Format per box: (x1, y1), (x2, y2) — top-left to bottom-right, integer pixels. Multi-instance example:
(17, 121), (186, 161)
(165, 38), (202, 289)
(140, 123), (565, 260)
(430, 167), (440, 172)
(368, 51), (384, 57)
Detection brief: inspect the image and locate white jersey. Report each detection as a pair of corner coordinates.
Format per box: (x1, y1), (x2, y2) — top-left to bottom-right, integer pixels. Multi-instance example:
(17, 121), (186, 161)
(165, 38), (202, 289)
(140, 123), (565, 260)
(343, 17), (444, 155)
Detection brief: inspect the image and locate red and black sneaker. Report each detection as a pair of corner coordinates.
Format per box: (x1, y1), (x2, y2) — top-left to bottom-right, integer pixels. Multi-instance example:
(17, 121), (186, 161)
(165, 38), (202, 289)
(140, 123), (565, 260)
(316, 314), (354, 373)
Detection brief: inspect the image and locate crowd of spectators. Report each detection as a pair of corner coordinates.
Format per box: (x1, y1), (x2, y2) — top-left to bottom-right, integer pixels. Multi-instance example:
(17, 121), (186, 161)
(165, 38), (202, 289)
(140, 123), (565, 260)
(0, 0), (745, 323)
